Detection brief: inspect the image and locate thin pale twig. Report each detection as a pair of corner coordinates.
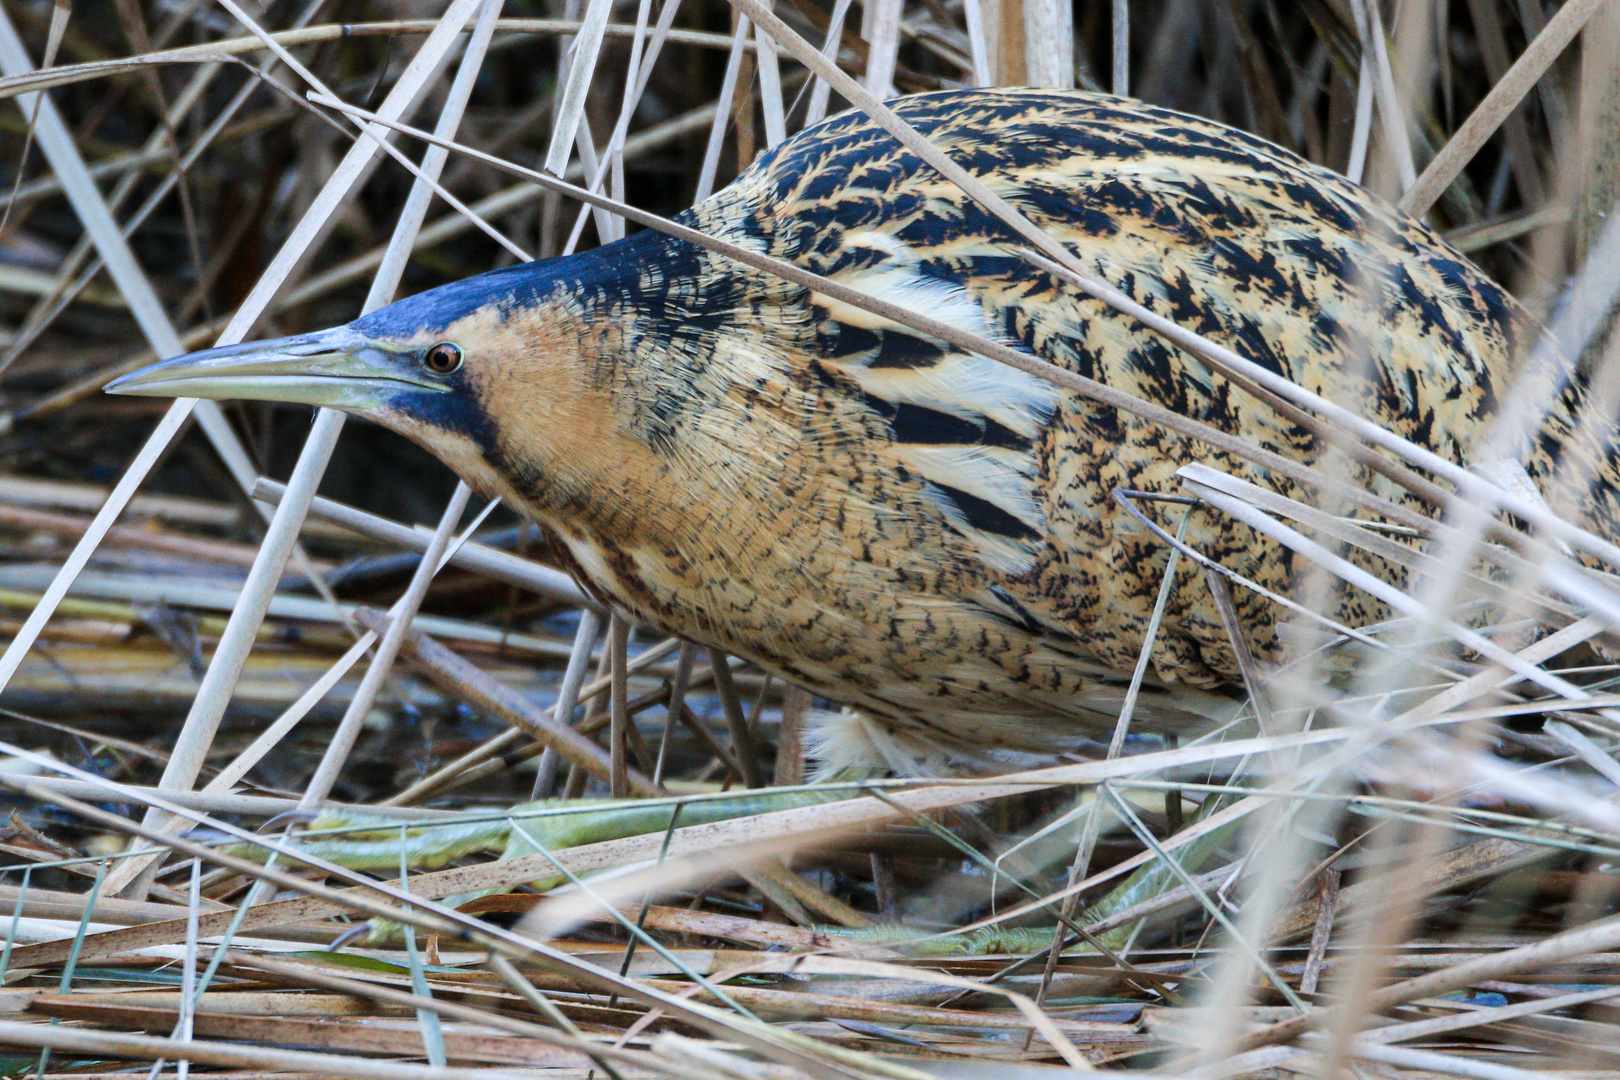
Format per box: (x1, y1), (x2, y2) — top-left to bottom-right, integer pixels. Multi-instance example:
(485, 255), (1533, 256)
(1403, 0), (1611, 214)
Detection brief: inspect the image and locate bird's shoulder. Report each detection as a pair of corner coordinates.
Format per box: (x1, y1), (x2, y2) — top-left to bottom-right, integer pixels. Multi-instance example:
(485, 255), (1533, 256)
(678, 87), (1535, 456)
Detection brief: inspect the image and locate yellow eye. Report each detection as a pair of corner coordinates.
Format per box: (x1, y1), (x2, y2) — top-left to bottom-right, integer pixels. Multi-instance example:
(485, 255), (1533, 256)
(423, 342), (463, 375)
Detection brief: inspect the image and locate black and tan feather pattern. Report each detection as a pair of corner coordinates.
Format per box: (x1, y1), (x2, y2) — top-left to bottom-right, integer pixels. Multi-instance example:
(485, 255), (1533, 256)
(110, 88), (1620, 760)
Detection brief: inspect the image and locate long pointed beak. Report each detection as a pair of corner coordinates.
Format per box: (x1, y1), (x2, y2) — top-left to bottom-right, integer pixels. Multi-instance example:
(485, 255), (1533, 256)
(105, 327), (447, 410)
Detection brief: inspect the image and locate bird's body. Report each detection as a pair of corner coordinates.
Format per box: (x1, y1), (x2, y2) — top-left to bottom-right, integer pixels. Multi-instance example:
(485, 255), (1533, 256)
(113, 89), (1620, 761)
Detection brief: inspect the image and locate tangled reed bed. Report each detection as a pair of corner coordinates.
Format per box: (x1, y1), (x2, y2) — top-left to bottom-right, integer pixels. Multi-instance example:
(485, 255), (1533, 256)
(2, 0), (1620, 1076)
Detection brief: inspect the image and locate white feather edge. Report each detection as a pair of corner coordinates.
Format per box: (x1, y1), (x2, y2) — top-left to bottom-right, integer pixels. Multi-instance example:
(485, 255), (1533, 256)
(823, 265), (1054, 575)
(853, 357), (1057, 440)
(912, 488), (1040, 576)
(888, 443), (1044, 531)
(818, 266), (1060, 440)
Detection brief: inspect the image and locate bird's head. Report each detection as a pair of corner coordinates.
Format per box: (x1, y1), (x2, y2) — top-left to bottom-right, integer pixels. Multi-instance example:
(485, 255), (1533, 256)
(105, 254), (654, 517)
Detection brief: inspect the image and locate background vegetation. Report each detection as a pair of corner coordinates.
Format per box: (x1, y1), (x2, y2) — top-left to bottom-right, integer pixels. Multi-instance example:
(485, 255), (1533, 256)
(0, 0), (1617, 1076)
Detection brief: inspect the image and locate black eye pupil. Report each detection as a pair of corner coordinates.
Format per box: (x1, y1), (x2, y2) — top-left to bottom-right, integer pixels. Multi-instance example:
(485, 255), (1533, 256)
(425, 343), (462, 374)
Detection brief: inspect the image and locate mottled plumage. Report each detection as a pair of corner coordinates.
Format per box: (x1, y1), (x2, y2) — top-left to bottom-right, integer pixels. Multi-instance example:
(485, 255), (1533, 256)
(111, 89), (1620, 762)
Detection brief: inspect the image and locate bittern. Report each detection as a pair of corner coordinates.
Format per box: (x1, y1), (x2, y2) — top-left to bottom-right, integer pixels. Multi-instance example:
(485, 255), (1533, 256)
(109, 88), (1620, 771)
